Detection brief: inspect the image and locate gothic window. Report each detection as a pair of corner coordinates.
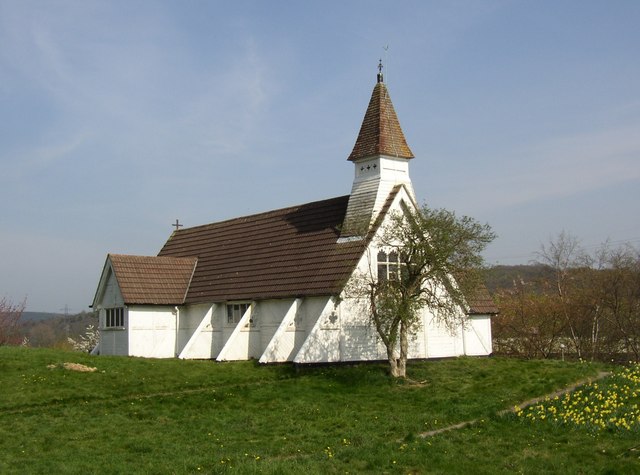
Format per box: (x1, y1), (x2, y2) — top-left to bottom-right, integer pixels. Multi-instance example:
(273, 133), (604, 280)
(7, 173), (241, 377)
(377, 250), (402, 281)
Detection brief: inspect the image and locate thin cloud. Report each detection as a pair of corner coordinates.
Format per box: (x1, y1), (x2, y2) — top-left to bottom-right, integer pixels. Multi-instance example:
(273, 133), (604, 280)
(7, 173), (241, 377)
(465, 121), (640, 212)
(2, 132), (88, 182)
(1, 2), (277, 184)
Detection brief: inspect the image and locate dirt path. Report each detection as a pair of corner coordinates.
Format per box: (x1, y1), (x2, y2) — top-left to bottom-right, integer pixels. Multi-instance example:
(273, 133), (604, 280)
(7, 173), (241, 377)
(417, 370), (612, 438)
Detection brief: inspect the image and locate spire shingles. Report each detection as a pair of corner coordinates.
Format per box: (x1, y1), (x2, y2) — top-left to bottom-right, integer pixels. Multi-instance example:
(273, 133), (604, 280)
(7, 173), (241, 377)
(347, 81), (414, 161)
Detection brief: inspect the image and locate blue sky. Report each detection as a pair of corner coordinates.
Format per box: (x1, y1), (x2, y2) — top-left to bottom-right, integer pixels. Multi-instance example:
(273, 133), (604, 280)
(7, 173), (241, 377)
(1, 1), (639, 312)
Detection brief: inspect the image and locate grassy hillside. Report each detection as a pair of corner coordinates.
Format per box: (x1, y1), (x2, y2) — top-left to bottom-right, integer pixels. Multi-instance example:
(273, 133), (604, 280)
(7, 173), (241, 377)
(0, 348), (638, 474)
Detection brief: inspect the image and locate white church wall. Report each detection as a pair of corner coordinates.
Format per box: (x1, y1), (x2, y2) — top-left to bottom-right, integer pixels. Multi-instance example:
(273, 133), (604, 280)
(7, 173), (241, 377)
(258, 298), (310, 363)
(351, 156), (414, 200)
(176, 304), (203, 350)
(211, 305), (227, 356)
(374, 157), (416, 211)
(407, 314), (427, 358)
(257, 299), (294, 352)
(177, 304), (224, 359)
(292, 244), (393, 364)
(338, 295), (382, 361)
(217, 304), (261, 361)
(293, 297), (341, 363)
(127, 306), (177, 358)
(423, 312), (465, 358)
(178, 298), (334, 363)
(462, 315), (493, 356)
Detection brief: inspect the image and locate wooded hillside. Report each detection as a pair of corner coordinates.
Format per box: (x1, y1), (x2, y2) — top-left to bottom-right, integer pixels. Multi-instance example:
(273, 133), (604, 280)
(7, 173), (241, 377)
(18, 311), (97, 348)
(487, 237), (639, 362)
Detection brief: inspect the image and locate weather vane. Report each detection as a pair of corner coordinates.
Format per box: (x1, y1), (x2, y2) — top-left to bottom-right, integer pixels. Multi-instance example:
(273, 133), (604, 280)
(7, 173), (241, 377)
(378, 45), (389, 83)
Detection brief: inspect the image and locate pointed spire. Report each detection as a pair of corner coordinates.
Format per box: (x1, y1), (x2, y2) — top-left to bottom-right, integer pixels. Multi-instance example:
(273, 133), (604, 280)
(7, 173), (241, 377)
(347, 64), (414, 162)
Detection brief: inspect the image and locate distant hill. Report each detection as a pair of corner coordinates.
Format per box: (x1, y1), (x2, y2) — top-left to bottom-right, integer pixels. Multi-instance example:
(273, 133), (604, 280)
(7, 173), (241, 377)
(484, 264), (555, 293)
(19, 311), (97, 347)
(22, 311), (65, 322)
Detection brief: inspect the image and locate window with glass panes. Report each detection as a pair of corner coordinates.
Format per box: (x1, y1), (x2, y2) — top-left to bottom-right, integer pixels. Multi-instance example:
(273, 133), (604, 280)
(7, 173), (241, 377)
(105, 307), (125, 328)
(377, 250), (403, 281)
(226, 303), (250, 324)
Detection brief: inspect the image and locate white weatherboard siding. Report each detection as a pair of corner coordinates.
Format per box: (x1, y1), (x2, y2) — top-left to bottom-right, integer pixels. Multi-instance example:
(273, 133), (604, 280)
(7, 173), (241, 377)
(95, 297), (493, 361)
(217, 304), (256, 361)
(338, 268), (385, 362)
(259, 298), (302, 363)
(178, 304), (220, 359)
(257, 299), (302, 361)
(424, 314), (465, 358)
(462, 315), (493, 356)
(339, 309), (382, 361)
(128, 306), (177, 358)
(293, 297), (341, 363)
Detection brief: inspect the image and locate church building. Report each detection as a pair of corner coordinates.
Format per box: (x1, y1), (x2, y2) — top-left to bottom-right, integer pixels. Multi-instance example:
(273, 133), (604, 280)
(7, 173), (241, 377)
(91, 67), (497, 362)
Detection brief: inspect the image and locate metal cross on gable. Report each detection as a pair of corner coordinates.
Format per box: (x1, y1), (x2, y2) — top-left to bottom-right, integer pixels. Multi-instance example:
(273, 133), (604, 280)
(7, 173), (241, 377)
(172, 219), (183, 230)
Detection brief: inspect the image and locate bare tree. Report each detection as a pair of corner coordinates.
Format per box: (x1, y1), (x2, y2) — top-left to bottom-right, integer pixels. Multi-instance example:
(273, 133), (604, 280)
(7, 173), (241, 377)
(537, 231), (587, 357)
(596, 243), (640, 360)
(498, 235), (640, 362)
(494, 279), (565, 358)
(0, 297), (26, 345)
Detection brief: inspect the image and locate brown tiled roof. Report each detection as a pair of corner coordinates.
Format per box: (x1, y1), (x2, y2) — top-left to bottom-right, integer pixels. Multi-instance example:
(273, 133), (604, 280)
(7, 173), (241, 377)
(158, 196), (367, 303)
(467, 285), (499, 315)
(348, 81), (414, 161)
(109, 254), (197, 305)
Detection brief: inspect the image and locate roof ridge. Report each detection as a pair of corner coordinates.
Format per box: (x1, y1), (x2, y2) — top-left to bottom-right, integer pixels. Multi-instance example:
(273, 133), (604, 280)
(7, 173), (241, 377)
(170, 194), (350, 234)
(109, 253), (196, 261)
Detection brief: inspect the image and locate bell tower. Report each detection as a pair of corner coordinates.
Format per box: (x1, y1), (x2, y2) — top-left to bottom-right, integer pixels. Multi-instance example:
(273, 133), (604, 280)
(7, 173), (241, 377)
(340, 62), (415, 238)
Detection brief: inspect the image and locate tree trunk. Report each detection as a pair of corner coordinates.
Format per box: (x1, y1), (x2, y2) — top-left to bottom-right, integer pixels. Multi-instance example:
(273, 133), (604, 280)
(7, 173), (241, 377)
(398, 322), (408, 378)
(385, 323), (409, 378)
(385, 332), (408, 378)
(387, 346), (401, 378)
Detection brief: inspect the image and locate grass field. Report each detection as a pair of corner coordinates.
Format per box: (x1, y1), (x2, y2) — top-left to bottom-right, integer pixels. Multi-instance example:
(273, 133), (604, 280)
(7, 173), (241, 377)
(1, 347), (638, 474)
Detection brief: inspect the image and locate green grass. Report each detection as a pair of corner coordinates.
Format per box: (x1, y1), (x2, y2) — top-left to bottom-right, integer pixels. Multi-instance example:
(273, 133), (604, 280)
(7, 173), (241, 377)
(0, 347), (637, 474)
